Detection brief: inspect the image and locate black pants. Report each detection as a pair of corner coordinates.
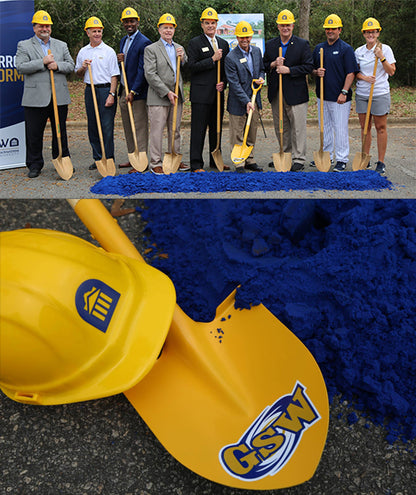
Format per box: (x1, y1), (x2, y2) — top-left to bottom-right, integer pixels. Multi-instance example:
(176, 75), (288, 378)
(190, 101), (224, 170)
(24, 102), (69, 171)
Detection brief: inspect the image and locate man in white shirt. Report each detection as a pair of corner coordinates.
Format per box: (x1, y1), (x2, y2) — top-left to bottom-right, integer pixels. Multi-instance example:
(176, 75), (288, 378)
(75, 17), (119, 170)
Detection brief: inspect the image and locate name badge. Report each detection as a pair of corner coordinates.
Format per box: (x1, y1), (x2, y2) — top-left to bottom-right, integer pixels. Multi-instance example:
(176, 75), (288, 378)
(240, 57), (247, 63)
(202, 47), (209, 52)
(333, 51), (339, 55)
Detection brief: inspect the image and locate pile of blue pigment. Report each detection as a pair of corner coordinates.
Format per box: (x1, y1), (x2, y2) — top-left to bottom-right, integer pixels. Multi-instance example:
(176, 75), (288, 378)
(139, 199), (415, 445)
(92, 170), (394, 195)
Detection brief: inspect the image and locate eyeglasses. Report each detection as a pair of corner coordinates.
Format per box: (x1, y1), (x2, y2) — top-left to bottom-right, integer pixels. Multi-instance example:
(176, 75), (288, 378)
(364, 30), (379, 34)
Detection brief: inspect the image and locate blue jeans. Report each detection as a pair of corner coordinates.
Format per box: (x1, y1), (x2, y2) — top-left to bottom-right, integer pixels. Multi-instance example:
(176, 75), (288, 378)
(85, 85), (117, 160)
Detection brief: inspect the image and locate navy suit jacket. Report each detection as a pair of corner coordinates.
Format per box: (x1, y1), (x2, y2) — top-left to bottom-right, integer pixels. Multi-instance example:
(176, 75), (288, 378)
(119, 31), (152, 100)
(263, 35), (313, 105)
(187, 34), (229, 105)
(225, 45), (265, 116)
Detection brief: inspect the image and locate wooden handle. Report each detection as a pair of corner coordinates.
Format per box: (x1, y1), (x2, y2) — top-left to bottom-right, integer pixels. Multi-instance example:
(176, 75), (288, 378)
(216, 59), (221, 132)
(278, 47), (284, 147)
(171, 56), (181, 152)
(319, 48), (324, 138)
(120, 60), (138, 150)
(48, 49), (62, 156)
(87, 64), (106, 160)
(363, 55), (379, 139)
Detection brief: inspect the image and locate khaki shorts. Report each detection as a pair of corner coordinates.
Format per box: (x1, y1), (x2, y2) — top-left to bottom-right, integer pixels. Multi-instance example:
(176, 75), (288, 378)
(356, 93), (391, 116)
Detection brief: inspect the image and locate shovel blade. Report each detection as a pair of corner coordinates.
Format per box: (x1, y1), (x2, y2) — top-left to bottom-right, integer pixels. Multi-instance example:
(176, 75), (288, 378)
(313, 151), (332, 172)
(125, 289), (329, 490)
(231, 144), (253, 165)
(52, 156), (73, 180)
(211, 149), (225, 172)
(162, 152), (183, 174)
(352, 152), (371, 171)
(96, 158), (116, 178)
(272, 152), (292, 172)
(128, 151), (148, 172)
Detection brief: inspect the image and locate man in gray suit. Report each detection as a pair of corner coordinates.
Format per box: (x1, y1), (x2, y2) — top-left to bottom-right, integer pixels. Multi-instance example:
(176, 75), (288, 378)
(144, 13), (189, 175)
(225, 21), (265, 172)
(15, 10), (74, 178)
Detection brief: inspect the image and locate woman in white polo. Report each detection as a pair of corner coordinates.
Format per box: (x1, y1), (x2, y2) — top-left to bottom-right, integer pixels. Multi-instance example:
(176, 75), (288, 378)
(355, 18), (396, 174)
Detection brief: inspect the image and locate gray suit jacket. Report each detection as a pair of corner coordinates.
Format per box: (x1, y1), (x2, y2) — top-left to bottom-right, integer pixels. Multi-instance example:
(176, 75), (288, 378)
(144, 39), (187, 106)
(16, 36), (74, 107)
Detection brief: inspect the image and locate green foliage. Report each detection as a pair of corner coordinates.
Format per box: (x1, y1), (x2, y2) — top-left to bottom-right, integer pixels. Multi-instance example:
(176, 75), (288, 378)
(34, 0), (415, 85)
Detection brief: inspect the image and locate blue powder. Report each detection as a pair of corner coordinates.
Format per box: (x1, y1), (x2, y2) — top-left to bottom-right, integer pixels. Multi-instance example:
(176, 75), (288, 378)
(140, 199), (416, 444)
(91, 170), (394, 195)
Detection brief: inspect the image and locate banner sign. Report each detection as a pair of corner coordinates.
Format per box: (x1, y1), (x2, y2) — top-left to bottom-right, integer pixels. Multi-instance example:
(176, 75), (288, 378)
(0, 0), (34, 170)
(217, 14), (265, 55)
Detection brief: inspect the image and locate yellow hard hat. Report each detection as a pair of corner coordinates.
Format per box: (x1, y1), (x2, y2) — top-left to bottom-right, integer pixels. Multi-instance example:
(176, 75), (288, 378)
(121, 7), (139, 21)
(276, 9), (295, 24)
(235, 21), (254, 37)
(200, 7), (219, 21)
(362, 17), (382, 32)
(0, 229), (176, 405)
(84, 16), (104, 31)
(32, 10), (53, 25)
(323, 14), (343, 28)
(157, 13), (177, 27)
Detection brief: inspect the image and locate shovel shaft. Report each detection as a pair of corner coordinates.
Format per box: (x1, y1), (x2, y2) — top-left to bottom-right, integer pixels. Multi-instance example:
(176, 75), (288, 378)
(120, 61), (139, 151)
(170, 56), (181, 154)
(87, 65), (107, 160)
(362, 53), (379, 151)
(48, 50), (63, 157)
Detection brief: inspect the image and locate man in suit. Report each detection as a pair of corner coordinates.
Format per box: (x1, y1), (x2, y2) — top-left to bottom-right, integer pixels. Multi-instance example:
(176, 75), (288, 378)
(144, 13), (189, 175)
(187, 7), (229, 172)
(15, 10), (74, 178)
(117, 7), (151, 171)
(225, 21), (265, 172)
(263, 10), (313, 171)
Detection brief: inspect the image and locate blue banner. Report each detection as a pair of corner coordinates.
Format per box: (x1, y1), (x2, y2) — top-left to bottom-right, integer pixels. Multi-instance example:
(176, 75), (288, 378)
(0, 0), (34, 169)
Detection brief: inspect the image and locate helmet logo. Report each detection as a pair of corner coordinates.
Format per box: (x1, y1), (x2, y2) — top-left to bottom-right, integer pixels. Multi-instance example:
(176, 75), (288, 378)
(368, 21), (373, 26)
(328, 19), (333, 25)
(242, 27), (247, 32)
(282, 15), (287, 20)
(167, 16), (172, 21)
(43, 15), (48, 21)
(75, 279), (120, 333)
(219, 382), (320, 481)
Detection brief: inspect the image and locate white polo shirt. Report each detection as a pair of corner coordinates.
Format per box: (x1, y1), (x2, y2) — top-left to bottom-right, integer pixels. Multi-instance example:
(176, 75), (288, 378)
(75, 41), (120, 84)
(355, 43), (396, 97)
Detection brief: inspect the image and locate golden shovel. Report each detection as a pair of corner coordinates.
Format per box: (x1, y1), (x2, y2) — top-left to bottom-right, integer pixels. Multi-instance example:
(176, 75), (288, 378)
(272, 47), (292, 172)
(120, 61), (148, 172)
(162, 56), (183, 174)
(48, 50), (73, 180)
(211, 60), (225, 171)
(352, 44), (380, 171)
(87, 64), (116, 177)
(313, 48), (331, 172)
(231, 81), (262, 165)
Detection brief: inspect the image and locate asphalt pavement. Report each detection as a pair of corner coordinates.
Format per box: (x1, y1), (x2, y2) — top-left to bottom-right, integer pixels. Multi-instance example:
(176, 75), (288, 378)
(0, 119), (415, 198)
(0, 200), (415, 495)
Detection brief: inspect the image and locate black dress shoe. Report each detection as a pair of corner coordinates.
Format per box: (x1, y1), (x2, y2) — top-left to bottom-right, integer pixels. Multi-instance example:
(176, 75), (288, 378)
(245, 162), (263, 172)
(28, 169), (41, 178)
(235, 166), (247, 173)
(89, 163), (97, 170)
(291, 162), (304, 172)
(268, 161), (274, 168)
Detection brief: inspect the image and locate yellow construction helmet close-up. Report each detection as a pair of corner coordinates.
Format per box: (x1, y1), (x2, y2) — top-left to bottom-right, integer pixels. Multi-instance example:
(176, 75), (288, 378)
(200, 8), (219, 21)
(84, 16), (104, 31)
(276, 9), (295, 24)
(362, 17), (382, 32)
(121, 7), (140, 21)
(0, 229), (176, 406)
(157, 13), (177, 27)
(31, 10), (53, 25)
(235, 21), (254, 37)
(323, 14), (343, 28)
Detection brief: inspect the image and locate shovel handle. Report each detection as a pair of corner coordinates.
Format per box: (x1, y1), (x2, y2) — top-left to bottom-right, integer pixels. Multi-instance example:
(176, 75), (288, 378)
(87, 64), (107, 160)
(120, 61), (139, 151)
(241, 81), (262, 147)
(216, 59), (221, 135)
(171, 56), (181, 153)
(48, 50), (63, 156)
(363, 52), (379, 141)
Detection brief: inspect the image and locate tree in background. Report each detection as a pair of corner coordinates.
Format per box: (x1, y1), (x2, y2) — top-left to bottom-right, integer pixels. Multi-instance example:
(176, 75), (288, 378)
(33, 0), (415, 85)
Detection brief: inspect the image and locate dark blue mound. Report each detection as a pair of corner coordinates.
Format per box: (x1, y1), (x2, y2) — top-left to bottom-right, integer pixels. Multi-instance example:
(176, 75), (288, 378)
(91, 170), (394, 195)
(139, 199), (416, 445)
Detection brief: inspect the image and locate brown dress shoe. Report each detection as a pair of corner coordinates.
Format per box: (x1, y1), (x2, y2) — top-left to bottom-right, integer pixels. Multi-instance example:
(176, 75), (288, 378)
(151, 166), (164, 175)
(119, 162), (132, 168)
(179, 162), (190, 171)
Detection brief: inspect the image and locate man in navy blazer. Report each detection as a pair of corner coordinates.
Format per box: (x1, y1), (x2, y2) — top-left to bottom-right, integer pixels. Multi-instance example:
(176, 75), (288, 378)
(117, 8), (151, 170)
(225, 21), (265, 172)
(263, 10), (313, 171)
(188, 8), (229, 171)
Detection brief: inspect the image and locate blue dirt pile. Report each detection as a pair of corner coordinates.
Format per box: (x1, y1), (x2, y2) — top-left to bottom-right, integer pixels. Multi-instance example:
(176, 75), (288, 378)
(91, 170), (394, 195)
(140, 199), (415, 445)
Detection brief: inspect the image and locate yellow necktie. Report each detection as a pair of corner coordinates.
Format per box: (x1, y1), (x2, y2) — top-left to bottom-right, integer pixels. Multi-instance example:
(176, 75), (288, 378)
(212, 37), (218, 52)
